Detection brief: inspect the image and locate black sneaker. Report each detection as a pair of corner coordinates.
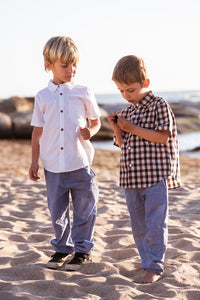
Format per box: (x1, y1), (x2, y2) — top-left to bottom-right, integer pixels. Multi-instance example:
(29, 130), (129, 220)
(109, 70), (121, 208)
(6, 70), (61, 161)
(65, 252), (92, 271)
(47, 252), (73, 269)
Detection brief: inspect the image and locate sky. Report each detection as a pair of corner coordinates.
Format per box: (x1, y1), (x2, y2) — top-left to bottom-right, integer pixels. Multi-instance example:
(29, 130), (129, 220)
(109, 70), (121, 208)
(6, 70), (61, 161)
(0, 0), (200, 98)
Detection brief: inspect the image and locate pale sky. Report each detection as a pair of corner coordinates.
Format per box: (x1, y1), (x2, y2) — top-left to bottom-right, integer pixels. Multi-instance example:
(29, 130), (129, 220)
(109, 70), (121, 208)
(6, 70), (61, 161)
(0, 0), (200, 98)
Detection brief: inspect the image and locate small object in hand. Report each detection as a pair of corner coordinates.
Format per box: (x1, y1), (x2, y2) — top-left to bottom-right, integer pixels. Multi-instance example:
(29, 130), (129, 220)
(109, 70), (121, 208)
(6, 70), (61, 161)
(114, 115), (118, 123)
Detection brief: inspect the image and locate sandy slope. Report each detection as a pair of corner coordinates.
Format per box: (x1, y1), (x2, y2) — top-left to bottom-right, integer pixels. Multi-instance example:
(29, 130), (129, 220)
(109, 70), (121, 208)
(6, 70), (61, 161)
(0, 140), (200, 299)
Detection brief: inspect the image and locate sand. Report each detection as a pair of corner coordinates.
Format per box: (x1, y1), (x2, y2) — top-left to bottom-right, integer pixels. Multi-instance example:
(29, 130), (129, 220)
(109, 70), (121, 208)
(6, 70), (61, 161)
(0, 140), (200, 299)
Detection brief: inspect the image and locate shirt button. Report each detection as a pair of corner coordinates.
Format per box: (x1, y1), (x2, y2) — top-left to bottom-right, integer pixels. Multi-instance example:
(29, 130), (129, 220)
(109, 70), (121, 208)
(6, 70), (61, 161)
(128, 146), (131, 150)
(60, 110), (63, 113)
(61, 147), (64, 150)
(129, 164), (132, 167)
(61, 128), (64, 131)
(60, 93), (63, 95)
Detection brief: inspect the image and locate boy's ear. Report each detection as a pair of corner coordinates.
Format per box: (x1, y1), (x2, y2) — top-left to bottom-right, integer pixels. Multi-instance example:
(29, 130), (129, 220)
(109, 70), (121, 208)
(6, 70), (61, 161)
(45, 61), (52, 71)
(144, 78), (150, 88)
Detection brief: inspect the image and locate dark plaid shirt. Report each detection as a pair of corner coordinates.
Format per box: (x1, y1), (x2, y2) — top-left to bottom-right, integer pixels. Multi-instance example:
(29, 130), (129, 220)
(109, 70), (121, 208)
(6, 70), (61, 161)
(116, 91), (181, 189)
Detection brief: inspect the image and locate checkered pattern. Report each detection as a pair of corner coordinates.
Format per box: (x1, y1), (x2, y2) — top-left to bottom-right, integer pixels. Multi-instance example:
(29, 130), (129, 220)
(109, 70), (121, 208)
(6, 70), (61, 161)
(117, 91), (181, 189)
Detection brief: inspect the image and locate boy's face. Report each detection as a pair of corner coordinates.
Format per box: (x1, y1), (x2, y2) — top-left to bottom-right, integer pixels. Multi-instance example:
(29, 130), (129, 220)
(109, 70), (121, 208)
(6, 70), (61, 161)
(114, 80), (150, 105)
(46, 60), (77, 85)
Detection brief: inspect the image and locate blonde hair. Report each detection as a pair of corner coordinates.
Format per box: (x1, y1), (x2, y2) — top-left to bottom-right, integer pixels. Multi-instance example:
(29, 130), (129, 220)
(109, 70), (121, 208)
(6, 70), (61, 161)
(112, 55), (148, 85)
(43, 36), (79, 69)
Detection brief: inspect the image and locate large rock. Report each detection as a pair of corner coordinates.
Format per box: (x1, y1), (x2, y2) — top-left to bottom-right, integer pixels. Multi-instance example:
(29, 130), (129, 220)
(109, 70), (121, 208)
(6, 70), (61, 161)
(0, 100), (113, 140)
(0, 97), (34, 114)
(0, 112), (12, 138)
(91, 107), (113, 141)
(8, 107), (113, 140)
(176, 117), (200, 133)
(10, 110), (33, 138)
(170, 103), (200, 118)
(1, 96), (200, 139)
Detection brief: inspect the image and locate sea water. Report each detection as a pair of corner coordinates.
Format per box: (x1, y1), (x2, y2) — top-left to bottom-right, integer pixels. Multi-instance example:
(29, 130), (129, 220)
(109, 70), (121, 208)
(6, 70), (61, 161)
(92, 133), (200, 157)
(94, 90), (200, 157)
(95, 90), (200, 105)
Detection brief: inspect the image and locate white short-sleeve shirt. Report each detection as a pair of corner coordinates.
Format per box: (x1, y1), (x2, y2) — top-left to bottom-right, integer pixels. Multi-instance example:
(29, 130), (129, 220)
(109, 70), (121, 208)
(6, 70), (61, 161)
(31, 80), (101, 173)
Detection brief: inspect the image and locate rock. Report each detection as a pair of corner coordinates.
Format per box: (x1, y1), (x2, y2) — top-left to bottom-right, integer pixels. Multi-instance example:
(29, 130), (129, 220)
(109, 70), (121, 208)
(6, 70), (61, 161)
(101, 102), (200, 119)
(176, 117), (200, 133)
(8, 107), (113, 140)
(0, 112), (12, 138)
(1, 96), (200, 140)
(91, 107), (113, 141)
(189, 146), (200, 152)
(10, 110), (33, 138)
(0, 97), (34, 114)
(170, 103), (200, 118)
(0, 102), (113, 140)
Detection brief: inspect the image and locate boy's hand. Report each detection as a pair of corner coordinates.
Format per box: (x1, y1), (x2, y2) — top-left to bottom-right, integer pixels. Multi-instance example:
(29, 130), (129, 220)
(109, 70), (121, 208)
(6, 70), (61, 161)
(80, 127), (91, 140)
(108, 112), (120, 129)
(29, 162), (40, 181)
(117, 116), (133, 133)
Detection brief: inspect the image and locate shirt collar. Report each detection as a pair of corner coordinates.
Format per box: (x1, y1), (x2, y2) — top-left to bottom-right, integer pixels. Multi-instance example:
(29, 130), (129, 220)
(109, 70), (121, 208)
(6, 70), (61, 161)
(48, 80), (74, 94)
(134, 91), (154, 108)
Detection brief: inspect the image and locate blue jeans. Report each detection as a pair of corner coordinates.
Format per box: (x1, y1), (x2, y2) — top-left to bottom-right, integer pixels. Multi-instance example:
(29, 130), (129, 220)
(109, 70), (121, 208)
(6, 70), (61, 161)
(44, 166), (98, 254)
(125, 179), (168, 274)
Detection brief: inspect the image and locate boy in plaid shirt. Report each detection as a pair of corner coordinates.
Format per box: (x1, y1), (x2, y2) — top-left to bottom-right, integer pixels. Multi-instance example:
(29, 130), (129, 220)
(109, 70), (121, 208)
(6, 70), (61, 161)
(109, 55), (181, 283)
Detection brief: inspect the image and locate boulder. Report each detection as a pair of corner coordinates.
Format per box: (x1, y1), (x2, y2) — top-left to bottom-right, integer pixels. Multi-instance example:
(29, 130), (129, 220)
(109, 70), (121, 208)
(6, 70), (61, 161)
(0, 97), (34, 114)
(170, 103), (200, 118)
(0, 112), (12, 138)
(189, 146), (200, 152)
(176, 117), (200, 133)
(8, 107), (113, 140)
(1, 96), (200, 140)
(91, 107), (113, 141)
(10, 110), (33, 138)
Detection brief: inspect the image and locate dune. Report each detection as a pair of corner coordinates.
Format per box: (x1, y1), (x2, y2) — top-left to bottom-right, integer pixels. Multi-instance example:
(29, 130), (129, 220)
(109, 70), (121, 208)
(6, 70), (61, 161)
(0, 140), (200, 299)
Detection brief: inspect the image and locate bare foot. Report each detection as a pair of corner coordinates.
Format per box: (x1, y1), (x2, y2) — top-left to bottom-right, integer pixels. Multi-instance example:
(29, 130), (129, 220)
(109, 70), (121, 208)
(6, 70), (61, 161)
(140, 271), (163, 284)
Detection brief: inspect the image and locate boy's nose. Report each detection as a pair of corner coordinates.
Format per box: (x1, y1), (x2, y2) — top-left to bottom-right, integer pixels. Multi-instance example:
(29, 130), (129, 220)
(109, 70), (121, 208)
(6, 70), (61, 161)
(124, 91), (130, 98)
(68, 65), (73, 72)
(69, 65), (76, 73)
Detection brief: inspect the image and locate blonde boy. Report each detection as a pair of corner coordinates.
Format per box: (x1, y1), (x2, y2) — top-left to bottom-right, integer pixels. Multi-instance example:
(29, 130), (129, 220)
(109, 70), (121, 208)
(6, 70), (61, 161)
(109, 55), (181, 283)
(29, 36), (101, 270)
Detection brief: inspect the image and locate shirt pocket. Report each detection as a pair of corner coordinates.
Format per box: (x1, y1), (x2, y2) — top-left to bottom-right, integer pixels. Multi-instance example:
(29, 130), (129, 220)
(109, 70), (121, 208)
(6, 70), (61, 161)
(68, 98), (87, 128)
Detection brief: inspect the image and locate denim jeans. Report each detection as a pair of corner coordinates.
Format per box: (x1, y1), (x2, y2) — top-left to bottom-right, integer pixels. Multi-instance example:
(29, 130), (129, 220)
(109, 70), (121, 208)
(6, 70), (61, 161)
(44, 166), (98, 254)
(125, 179), (168, 274)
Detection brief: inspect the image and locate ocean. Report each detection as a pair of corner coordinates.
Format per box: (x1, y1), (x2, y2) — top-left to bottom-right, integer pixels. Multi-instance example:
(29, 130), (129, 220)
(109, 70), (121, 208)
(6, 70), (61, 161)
(93, 90), (200, 157)
(95, 90), (200, 105)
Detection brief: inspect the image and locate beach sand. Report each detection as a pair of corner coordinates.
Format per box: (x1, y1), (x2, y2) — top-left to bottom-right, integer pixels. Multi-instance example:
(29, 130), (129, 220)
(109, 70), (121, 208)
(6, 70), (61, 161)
(0, 140), (200, 299)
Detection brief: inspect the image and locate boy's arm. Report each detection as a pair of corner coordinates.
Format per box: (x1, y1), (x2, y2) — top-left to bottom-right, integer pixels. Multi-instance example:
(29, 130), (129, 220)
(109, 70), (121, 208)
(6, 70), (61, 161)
(80, 118), (101, 140)
(29, 127), (43, 181)
(118, 116), (170, 145)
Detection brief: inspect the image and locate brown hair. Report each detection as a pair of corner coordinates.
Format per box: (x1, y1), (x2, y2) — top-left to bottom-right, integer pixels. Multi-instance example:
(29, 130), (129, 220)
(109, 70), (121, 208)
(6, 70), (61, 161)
(43, 36), (79, 69)
(112, 55), (148, 85)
